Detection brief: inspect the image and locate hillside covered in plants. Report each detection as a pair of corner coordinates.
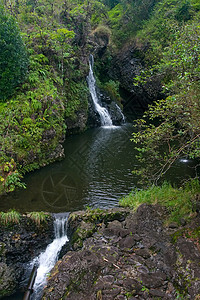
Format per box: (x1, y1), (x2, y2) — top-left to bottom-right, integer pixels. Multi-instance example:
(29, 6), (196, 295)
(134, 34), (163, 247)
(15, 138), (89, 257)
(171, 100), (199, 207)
(0, 0), (199, 193)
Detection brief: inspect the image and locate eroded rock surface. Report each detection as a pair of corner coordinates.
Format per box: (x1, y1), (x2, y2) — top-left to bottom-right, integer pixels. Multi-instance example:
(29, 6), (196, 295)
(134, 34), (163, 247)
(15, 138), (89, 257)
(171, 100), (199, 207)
(43, 205), (200, 299)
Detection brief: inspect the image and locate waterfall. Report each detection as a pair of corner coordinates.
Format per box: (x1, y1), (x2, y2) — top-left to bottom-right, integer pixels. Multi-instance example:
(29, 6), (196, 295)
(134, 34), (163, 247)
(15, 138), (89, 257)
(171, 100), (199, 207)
(87, 55), (113, 126)
(30, 215), (69, 300)
(115, 104), (125, 124)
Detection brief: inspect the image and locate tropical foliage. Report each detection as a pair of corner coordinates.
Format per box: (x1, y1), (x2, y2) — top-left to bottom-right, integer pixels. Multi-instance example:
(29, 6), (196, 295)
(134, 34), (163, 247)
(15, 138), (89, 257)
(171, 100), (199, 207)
(0, 6), (28, 100)
(0, 209), (21, 225)
(0, 0), (199, 193)
(131, 0), (200, 184)
(27, 211), (49, 226)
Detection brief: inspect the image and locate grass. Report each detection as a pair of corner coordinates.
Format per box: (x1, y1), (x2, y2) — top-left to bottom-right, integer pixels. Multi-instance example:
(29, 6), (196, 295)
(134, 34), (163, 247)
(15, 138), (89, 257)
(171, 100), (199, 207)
(119, 179), (200, 224)
(0, 210), (50, 227)
(0, 209), (21, 225)
(27, 211), (49, 226)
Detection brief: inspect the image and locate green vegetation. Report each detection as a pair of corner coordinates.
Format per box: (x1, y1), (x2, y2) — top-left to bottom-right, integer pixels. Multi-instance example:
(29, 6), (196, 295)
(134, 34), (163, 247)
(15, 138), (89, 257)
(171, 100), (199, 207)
(0, 0), (91, 193)
(0, 209), (21, 225)
(0, 0), (199, 194)
(27, 211), (49, 226)
(0, 6), (28, 101)
(119, 179), (200, 224)
(0, 210), (51, 226)
(130, 0), (200, 184)
(101, 80), (121, 102)
(0, 159), (26, 193)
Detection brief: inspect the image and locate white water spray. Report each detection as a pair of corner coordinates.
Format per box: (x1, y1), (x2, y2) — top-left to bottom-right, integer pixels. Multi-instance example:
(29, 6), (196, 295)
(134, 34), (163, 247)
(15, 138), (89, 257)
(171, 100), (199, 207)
(87, 55), (113, 126)
(30, 216), (68, 299)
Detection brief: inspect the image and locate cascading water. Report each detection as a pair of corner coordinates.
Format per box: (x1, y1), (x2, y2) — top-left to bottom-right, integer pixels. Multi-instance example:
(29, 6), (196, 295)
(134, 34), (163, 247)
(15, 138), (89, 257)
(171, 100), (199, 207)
(87, 54), (113, 126)
(30, 215), (69, 300)
(116, 104), (125, 124)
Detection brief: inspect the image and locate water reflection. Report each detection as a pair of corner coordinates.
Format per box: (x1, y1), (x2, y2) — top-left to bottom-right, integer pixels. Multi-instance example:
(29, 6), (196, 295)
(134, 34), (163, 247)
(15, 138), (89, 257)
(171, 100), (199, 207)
(0, 124), (198, 213)
(0, 124), (135, 212)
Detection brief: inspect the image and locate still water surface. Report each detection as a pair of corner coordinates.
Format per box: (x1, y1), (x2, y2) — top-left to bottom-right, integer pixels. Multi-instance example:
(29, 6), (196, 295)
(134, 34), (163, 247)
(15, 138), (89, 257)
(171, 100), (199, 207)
(0, 123), (197, 213)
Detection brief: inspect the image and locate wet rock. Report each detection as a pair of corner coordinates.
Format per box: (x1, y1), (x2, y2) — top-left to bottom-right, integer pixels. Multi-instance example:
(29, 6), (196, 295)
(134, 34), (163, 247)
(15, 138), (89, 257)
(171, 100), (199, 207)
(66, 110), (88, 134)
(87, 89), (124, 127)
(87, 96), (101, 128)
(135, 248), (151, 259)
(0, 262), (17, 298)
(140, 271), (167, 288)
(108, 44), (164, 120)
(149, 288), (166, 297)
(107, 220), (122, 229)
(118, 236), (135, 249)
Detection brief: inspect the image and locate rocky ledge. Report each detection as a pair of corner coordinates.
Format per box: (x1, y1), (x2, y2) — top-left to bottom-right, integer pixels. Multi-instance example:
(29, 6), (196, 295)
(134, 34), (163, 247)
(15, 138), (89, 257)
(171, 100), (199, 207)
(0, 214), (54, 298)
(43, 205), (200, 300)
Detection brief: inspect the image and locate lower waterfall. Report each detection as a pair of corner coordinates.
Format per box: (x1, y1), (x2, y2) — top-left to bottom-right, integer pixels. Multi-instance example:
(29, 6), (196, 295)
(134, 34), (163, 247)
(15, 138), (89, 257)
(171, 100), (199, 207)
(30, 215), (69, 299)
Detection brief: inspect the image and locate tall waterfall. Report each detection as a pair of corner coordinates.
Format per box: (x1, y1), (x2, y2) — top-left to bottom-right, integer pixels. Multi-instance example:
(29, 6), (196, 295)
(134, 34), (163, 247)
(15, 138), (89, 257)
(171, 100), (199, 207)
(87, 55), (113, 126)
(30, 215), (69, 299)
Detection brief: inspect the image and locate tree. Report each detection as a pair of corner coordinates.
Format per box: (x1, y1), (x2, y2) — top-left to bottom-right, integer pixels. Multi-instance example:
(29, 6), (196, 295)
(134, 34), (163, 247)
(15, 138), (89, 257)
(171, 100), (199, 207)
(0, 6), (28, 101)
(132, 21), (200, 185)
(51, 28), (75, 84)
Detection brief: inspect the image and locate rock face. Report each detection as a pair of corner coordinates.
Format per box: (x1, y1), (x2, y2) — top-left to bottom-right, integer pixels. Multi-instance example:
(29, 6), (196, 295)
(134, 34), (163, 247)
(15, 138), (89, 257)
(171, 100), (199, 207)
(66, 110), (89, 135)
(108, 44), (164, 119)
(0, 262), (16, 298)
(88, 27), (110, 58)
(108, 44), (144, 94)
(87, 95), (101, 128)
(0, 215), (54, 298)
(43, 205), (200, 300)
